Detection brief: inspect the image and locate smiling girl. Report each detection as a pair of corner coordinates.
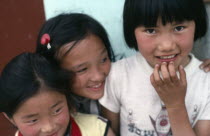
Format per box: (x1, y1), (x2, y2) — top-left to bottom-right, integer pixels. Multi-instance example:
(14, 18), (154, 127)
(100, 0), (210, 135)
(0, 53), (115, 136)
(36, 13), (115, 115)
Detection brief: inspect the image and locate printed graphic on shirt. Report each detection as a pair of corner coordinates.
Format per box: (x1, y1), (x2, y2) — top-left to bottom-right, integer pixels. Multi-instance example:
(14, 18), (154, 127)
(150, 106), (172, 136)
(127, 107), (172, 136)
(127, 109), (156, 136)
(127, 109), (135, 132)
(191, 105), (198, 125)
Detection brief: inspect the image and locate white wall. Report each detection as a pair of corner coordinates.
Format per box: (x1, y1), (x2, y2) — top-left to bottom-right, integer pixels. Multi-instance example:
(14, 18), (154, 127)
(43, 0), (136, 60)
(43, 0), (210, 60)
(192, 4), (210, 60)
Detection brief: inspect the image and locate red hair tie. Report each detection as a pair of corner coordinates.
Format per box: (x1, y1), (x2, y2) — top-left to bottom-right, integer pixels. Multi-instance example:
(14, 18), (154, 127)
(41, 33), (51, 49)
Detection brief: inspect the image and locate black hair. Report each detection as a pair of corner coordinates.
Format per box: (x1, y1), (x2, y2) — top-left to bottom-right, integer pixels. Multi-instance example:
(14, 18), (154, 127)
(0, 53), (74, 117)
(36, 13), (115, 64)
(123, 0), (208, 50)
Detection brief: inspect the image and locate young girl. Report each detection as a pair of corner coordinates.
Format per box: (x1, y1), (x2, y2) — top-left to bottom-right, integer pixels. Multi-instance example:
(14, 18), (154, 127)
(36, 13), (115, 115)
(99, 0), (210, 135)
(0, 53), (115, 136)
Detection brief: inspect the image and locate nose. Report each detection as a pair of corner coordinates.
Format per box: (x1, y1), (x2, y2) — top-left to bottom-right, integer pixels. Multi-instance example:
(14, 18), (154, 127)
(158, 33), (176, 52)
(90, 66), (105, 82)
(41, 118), (56, 133)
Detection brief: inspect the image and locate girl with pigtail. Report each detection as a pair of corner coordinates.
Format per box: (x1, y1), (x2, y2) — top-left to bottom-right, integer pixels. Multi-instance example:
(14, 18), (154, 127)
(36, 13), (115, 115)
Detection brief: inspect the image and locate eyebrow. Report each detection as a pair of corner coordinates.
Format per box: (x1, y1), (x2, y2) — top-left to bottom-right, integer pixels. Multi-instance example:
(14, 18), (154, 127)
(51, 100), (63, 109)
(71, 47), (107, 70)
(71, 63), (87, 70)
(101, 47), (107, 55)
(21, 114), (38, 119)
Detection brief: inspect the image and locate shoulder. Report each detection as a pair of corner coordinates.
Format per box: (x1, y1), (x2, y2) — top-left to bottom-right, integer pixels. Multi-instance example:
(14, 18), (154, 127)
(110, 53), (143, 76)
(73, 112), (108, 124)
(73, 112), (109, 135)
(185, 54), (210, 77)
(112, 53), (139, 67)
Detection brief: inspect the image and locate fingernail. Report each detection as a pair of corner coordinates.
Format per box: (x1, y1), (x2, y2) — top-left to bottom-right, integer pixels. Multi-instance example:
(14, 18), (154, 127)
(180, 65), (184, 69)
(205, 68), (209, 72)
(162, 62), (167, 65)
(200, 65), (204, 69)
(170, 61), (174, 64)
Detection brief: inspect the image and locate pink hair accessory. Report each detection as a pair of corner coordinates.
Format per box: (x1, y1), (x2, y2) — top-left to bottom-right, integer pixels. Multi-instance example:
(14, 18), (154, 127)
(41, 33), (51, 49)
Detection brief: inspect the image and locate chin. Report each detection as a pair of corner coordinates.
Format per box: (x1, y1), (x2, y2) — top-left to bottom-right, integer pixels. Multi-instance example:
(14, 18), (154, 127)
(90, 93), (104, 100)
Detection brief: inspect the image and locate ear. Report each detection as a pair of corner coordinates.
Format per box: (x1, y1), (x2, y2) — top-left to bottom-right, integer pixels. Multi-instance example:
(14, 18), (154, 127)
(3, 112), (16, 126)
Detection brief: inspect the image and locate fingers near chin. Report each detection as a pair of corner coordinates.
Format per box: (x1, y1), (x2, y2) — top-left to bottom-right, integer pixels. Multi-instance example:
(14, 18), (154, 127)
(153, 64), (160, 80)
(150, 74), (161, 94)
(153, 64), (163, 85)
(150, 74), (156, 87)
(168, 61), (178, 82)
(160, 62), (170, 80)
(179, 65), (187, 85)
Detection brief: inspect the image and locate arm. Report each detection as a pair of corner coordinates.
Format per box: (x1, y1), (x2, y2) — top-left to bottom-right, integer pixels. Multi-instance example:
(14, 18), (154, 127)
(106, 127), (116, 136)
(194, 120), (210, 136)
(150, 62), (196, 136)
(166, 106), (196, 136)
(101, 106), (120, 136)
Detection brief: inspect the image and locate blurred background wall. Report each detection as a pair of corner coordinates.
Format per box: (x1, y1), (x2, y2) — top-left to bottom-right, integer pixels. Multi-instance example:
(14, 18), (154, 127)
(193, 3), (210, 59)
(44, 0), (210, 60)
(44, 0), (136, 59)
(0, 0), (45, 135)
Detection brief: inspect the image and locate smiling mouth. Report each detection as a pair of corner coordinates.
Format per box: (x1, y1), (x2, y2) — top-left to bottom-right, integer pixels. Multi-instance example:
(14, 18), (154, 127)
(156, 54), (178, 62)
(89, 83), (103, 89)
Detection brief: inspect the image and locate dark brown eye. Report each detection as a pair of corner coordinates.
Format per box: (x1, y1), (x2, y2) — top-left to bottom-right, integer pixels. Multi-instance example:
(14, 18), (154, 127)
(76, 68), (87, 73)
(175, 26), (185, 32)
(101, 57), (108, 63)
(146, 29), (155, 34)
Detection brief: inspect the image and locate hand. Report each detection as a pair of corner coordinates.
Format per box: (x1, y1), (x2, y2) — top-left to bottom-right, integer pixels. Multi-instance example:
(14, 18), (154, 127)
(200, 59), (210, 72)
(150, 62), (187, 109)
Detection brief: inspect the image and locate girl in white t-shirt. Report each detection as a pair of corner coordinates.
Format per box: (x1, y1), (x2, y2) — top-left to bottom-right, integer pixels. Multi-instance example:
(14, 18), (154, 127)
(100, 0), (210, 135)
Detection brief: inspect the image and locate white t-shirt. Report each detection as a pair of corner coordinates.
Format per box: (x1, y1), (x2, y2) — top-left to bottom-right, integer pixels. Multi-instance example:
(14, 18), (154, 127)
(99, 52), (210, 136)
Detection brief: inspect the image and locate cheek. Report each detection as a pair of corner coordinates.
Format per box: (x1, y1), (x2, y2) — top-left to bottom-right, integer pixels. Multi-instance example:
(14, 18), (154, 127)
(18, 124), (39, 136)
(136, 35), (154, 54)
(137, 43), (154, 60)
(104, 61), (111, 75)
(71, 75), (87, 95)
(177, 35), (194, 53)
(57, 110), (70, 125)
(136, 32), (152, 44)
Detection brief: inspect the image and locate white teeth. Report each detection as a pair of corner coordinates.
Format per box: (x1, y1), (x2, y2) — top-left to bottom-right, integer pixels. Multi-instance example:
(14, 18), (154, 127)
(159, 55), (175, 59)
(91, 83), (102, 88)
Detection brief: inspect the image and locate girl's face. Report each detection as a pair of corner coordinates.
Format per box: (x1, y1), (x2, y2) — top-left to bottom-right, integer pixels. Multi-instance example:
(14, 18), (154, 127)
(134, 19), (195, 69)
(7, 88), (70, 136)
(60, 34), (111, 100)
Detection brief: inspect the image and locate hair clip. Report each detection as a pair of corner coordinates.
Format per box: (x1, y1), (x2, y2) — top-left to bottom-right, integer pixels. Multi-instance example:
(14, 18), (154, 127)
(41, 33), (51, 49)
